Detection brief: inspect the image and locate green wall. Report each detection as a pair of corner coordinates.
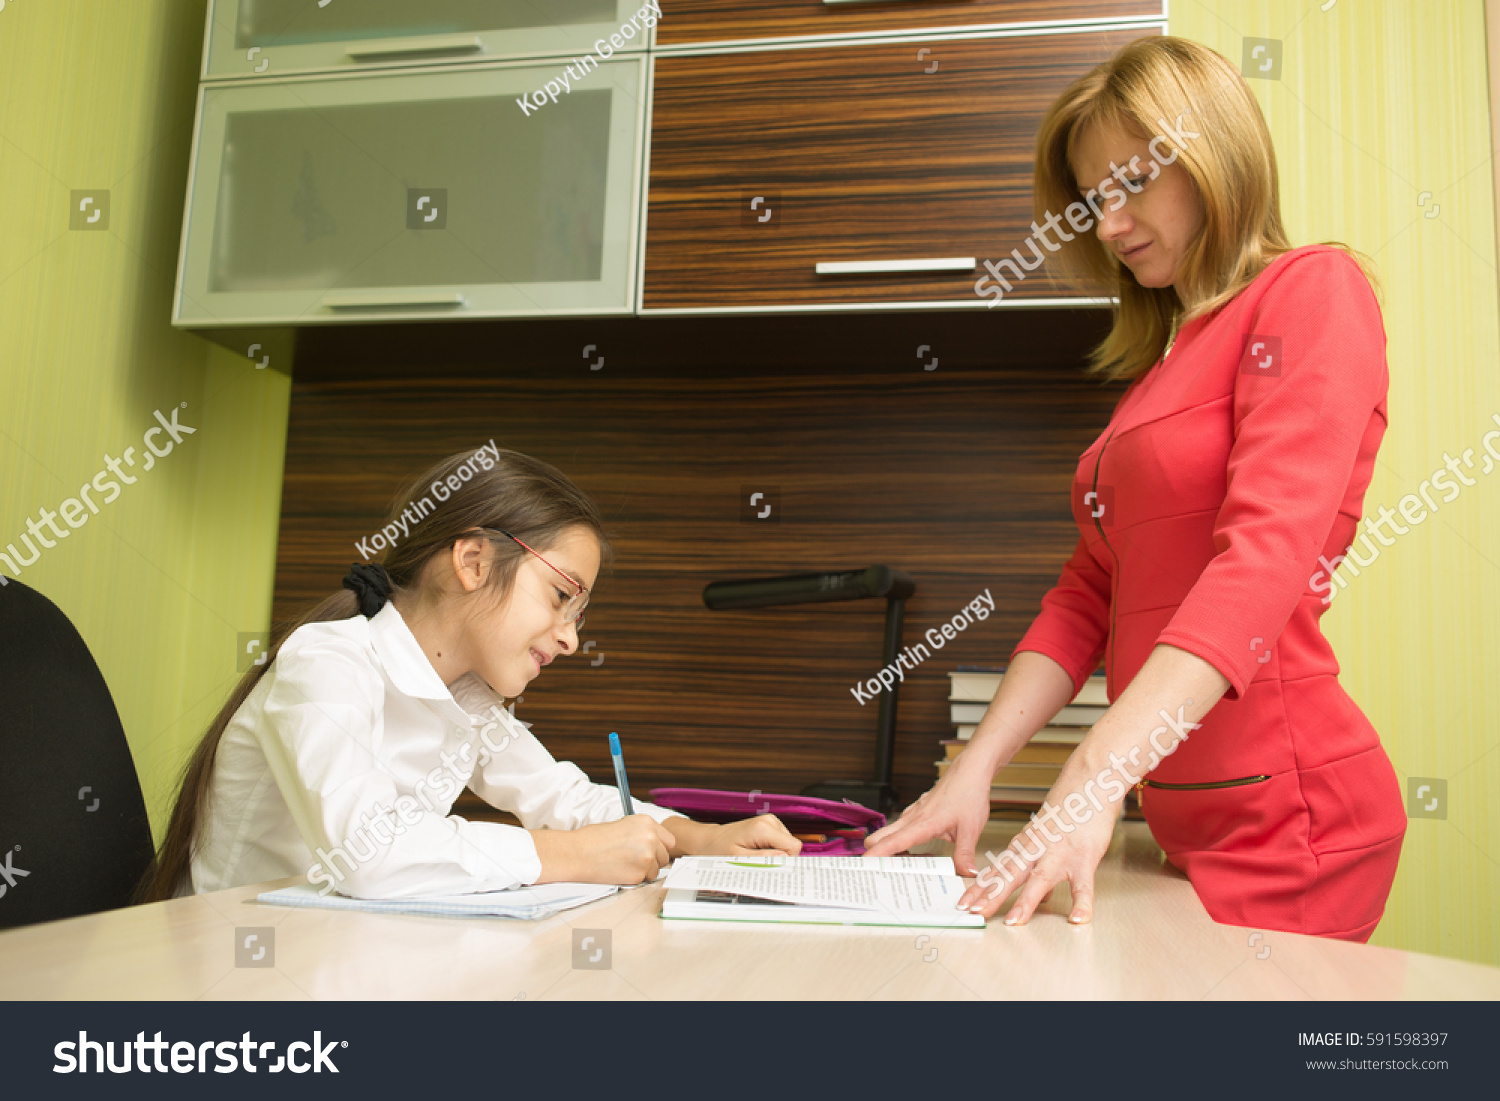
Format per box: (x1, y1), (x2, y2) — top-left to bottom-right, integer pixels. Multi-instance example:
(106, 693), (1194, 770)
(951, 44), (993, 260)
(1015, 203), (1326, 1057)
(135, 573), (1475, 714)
(1169, 0), (1500, 965)
(0, 0), (291, 838)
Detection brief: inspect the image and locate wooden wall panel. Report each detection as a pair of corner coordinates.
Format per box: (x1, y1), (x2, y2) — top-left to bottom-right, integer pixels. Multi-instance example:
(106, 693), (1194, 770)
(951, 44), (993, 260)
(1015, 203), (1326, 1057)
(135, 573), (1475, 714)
(275, 309), (1121, 819)
(654, 0), (1164, 46)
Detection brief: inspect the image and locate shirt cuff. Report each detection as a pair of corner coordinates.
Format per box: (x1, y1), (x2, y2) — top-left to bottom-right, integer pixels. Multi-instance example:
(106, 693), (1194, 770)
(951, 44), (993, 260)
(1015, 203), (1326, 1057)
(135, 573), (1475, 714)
(629, 797), (681, 825)
(469, 820), (544, 888)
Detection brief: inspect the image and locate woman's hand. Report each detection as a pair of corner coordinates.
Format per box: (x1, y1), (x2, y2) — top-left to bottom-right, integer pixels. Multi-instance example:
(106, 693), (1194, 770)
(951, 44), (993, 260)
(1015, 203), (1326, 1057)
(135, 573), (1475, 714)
(956, 767), (1121, 924)
(959, 644), (1229, 924)
(663, 814), (804, 857)
(863, 750), (998, 875)
(530, 815), (675, 885)
(865, 651), (1075, 873)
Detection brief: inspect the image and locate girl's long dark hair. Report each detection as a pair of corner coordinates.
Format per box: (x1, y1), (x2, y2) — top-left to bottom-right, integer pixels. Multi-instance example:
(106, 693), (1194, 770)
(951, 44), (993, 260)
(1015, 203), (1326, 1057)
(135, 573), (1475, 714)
(133, 447), (612, 904)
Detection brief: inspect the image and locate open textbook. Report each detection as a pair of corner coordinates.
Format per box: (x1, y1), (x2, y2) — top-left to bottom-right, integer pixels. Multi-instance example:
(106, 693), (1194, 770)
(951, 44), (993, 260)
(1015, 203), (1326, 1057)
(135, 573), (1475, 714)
(661, 854), (985, 928)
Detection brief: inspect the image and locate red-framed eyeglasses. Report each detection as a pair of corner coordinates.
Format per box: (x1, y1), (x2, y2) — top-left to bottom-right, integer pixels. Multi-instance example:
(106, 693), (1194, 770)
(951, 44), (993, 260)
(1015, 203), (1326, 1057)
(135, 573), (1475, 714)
(484, 528), (589, 628)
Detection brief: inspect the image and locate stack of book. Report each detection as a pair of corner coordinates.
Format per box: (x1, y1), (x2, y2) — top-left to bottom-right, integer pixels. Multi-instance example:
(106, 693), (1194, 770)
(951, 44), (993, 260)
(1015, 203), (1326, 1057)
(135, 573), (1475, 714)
(938, 666), (1142, 819)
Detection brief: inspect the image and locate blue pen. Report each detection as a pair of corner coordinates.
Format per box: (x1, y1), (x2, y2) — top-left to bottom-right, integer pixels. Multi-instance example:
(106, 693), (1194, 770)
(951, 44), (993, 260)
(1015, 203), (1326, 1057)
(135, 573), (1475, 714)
(609, 732), (633, 818)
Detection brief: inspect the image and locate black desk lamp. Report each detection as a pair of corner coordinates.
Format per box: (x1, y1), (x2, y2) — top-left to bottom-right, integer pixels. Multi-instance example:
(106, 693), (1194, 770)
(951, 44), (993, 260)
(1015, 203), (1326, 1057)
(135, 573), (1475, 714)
(702, 565), (916, 814)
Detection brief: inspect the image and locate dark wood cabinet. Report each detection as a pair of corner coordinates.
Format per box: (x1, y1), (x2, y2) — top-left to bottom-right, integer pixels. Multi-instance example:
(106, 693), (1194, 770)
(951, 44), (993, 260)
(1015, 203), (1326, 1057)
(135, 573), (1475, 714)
(642, 25), (1160, 312)
(655, 0), (1164, 47)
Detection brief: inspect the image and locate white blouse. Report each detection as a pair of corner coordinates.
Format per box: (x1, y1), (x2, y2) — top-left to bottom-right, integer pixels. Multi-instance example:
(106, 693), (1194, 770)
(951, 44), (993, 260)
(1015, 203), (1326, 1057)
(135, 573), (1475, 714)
(189, 601), (677, 898)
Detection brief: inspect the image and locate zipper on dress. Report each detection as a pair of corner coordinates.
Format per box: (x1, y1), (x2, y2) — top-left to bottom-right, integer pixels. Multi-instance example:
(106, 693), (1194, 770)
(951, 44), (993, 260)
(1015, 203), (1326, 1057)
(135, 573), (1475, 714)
(1135, 774), (1271, 809)
(1090, 338), (1176, 692)
(1090, 427), (1119, 688)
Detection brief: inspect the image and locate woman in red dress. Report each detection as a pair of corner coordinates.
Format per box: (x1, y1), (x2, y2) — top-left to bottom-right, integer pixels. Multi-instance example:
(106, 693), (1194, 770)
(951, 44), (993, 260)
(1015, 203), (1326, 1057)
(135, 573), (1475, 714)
(865, 36), (1406, 942)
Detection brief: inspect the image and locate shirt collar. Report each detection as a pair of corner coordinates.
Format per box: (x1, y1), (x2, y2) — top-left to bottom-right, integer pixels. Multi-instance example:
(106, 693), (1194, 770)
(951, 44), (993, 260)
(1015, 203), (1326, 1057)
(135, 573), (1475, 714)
(365, 603), (507, 727)
(448, 672), (509, 726)
(366, 601), (452, 701)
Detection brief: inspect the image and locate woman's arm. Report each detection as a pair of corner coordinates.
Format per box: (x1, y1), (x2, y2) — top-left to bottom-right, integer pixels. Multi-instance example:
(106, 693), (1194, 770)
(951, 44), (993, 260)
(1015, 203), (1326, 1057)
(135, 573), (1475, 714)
(960, 643), (1229, 923)
(1069, 645), (1231, 800)
(867, 520), (1118, 871)
(951, 650), (1077, 783)
(864, 650), (1078, 874)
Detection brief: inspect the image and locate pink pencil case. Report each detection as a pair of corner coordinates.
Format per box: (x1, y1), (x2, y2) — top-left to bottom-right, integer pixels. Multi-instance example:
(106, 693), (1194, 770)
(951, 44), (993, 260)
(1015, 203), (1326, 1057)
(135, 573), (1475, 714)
(646, 787), (886, 855)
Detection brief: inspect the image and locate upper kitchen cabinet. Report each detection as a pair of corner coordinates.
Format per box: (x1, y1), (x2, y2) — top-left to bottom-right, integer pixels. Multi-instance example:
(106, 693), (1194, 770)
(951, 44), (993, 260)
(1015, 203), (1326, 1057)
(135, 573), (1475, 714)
(641, 26), (1156, 313)
(173, 60), (646, 327)
(202, 0), (652, 79)
(654, 0), (1164, 48)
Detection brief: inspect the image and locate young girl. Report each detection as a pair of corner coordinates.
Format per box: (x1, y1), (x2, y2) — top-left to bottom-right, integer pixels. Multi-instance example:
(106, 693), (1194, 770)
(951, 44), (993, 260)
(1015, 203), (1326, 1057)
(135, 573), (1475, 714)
(137, 447), (800, 902)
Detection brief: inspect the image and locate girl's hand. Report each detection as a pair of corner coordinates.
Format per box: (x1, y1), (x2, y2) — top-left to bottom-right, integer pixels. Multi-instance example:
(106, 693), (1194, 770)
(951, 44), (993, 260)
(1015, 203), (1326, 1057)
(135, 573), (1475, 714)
(667, 815), (804, 857)
(862, 749), (997, 875)
(531, 814), (675, 885)
(956, 769), (1120, 924)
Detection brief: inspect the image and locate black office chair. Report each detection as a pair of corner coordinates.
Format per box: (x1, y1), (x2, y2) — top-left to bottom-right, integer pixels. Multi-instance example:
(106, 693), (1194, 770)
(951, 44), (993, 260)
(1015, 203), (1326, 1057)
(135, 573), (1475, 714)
(0, 579), (156, 929)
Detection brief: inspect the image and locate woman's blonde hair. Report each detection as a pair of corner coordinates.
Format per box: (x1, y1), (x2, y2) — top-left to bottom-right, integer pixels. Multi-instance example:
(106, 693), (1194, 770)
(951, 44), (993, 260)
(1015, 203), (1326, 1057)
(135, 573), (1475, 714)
(1033, 35), (1375, 381)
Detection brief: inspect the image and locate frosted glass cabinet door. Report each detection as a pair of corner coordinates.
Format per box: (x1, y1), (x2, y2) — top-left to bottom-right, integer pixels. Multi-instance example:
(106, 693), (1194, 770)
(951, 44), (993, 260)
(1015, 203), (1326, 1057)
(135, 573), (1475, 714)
(174, 61), (645, 325)
(203, 0), (653, 78)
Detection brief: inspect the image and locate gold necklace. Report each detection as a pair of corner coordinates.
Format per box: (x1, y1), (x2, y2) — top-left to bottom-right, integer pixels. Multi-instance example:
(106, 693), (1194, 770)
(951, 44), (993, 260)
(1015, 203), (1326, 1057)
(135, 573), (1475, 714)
(1162, 320), (1181, 362)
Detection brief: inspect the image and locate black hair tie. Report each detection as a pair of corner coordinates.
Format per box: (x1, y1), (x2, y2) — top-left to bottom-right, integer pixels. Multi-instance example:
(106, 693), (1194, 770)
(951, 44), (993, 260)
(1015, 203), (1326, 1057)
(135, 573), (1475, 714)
(343, 562), (394, 617)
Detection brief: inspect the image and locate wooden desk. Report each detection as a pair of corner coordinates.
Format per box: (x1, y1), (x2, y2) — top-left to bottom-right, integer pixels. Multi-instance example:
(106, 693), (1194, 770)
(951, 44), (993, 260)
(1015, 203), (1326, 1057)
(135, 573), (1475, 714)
(2, 822), (1495, 1000)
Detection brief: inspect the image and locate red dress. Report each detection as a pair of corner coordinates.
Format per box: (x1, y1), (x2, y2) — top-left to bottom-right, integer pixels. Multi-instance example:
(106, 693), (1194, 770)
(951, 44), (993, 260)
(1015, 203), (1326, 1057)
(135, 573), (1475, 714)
(1011, 245), (1406, 942)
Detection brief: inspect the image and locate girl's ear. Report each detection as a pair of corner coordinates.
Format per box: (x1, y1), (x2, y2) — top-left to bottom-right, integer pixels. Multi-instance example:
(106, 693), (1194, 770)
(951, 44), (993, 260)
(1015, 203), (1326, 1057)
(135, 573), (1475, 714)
(450, 535), (491, 594)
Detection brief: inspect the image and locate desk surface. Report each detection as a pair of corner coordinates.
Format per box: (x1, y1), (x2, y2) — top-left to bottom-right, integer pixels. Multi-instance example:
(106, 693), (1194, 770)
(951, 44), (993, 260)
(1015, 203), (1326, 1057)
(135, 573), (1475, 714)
(2, 822), (1495, 1000)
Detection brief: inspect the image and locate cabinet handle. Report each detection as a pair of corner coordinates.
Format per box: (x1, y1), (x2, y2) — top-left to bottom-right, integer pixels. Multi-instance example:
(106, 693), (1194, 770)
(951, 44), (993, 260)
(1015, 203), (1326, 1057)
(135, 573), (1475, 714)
(321, 291), (467, 310)
(345, 35), (485, 60)
(814, 258), (976, 275)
